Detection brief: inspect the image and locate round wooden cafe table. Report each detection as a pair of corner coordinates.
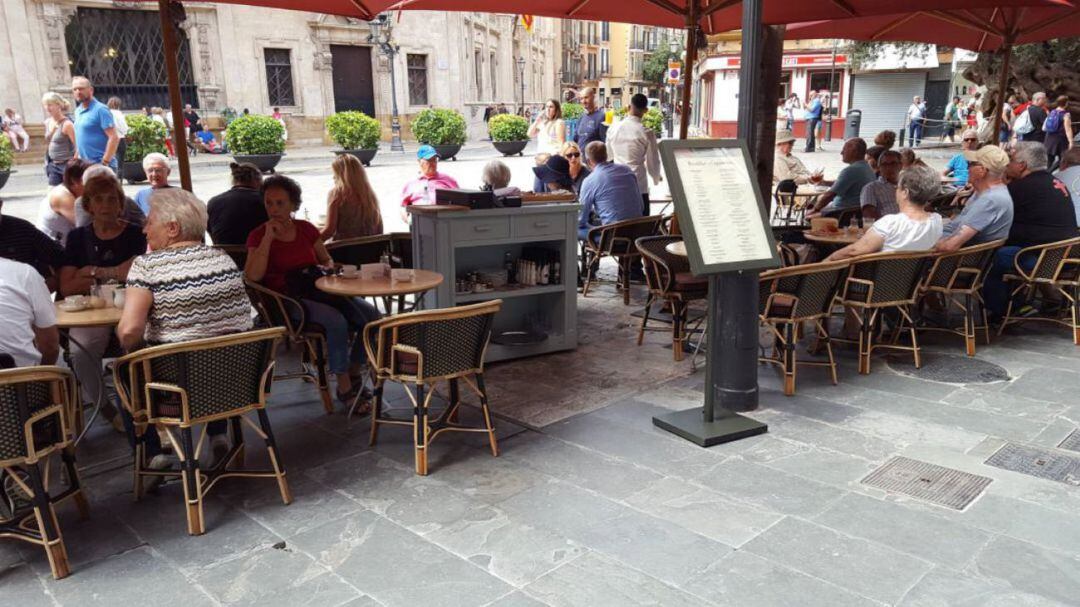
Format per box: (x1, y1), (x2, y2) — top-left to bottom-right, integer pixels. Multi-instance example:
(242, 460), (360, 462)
(804, 228), (866, 247)
(316, 270), (444, 310)
(54, 302), (124, 328)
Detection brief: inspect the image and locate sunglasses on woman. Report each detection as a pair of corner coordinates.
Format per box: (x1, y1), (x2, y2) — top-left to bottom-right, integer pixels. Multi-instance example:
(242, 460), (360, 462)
(565, 152), (581, 158)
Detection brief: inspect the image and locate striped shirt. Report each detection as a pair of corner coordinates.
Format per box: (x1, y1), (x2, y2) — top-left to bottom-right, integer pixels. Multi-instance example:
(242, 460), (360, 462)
(125, 244), (252, 344)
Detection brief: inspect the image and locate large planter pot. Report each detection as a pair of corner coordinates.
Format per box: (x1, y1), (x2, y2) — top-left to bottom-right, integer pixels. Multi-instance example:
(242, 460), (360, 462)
(122, 162), (147, 185)
(0, 170), (10, 191)
(492, 140), (528, 157)
(232, 153), (284, 174)
(430, 144), (462, 161)
(333, 148), (377, 167)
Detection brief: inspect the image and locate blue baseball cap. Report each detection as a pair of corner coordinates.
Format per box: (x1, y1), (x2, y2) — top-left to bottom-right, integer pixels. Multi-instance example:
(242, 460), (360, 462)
(417, 145), (439, 160)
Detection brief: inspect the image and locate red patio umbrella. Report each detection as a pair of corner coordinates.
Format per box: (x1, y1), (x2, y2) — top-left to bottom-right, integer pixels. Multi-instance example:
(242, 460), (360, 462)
(784, 5), (1080, 135)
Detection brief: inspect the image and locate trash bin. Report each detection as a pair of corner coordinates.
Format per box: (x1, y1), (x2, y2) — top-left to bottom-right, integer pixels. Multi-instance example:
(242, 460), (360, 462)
(844, 109), (862, 139)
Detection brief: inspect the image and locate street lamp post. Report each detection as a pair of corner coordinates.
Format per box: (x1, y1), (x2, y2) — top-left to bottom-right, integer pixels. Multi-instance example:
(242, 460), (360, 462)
(369, 14), (404, 153)
(517, 57), (526, 116)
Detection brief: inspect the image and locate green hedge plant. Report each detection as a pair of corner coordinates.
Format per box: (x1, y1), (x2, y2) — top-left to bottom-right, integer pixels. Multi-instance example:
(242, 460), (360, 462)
(561, 103), (585, 120)
(643, 108), (664, 136)
(326, 111), (381, 150)
(411, 108), (466, 145)
(488, 114), (529, 142)
(124, 115), (168, 164)
(0, 135), (12, 171)
(225, 114), (286, 155)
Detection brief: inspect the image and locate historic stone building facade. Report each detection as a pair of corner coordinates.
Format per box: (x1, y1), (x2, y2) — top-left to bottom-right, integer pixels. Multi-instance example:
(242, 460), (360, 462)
(0, 1), (560, 143)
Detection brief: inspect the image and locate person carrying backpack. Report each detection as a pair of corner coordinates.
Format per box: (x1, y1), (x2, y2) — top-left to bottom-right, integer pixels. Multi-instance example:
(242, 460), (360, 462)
(1019, 91), (1049, 143)
(1044, 95), (1074, 169)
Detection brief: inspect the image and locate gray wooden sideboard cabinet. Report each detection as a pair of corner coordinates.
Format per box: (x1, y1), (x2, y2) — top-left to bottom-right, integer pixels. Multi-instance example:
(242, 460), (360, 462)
(411, 203), (579, 363)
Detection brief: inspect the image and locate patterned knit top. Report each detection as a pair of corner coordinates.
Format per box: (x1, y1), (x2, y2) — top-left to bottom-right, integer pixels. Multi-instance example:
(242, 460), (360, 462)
(126, 244), (253, 344)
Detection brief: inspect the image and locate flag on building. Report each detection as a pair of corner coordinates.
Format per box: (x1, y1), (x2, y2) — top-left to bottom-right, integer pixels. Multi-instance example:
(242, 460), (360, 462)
(518, 15), (534, 32)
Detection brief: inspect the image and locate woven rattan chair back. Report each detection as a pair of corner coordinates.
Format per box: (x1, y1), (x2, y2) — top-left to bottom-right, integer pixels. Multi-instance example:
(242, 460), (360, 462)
(923, 239), (1004, 292)
(636, 235), (690, 294)
(366, 301), (501, 383)
(326, 234), (391, 266)
(589, 215), (664, 256)
(760, 259), (850, 322)
(844, 251), (932, 306)
(115, 328), (283, 425)
(0, 368), (74, 464)
(1026, 236), (1080, 284)
(389, 232), (413, 268)
(211, 244), (248, 270)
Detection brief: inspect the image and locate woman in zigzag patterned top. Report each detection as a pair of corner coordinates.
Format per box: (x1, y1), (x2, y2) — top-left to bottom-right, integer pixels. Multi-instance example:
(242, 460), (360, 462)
(118, 188), (252, 470)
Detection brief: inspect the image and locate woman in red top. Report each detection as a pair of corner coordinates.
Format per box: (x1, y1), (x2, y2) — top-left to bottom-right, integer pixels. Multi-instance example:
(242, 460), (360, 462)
(245, 175), (379, 404)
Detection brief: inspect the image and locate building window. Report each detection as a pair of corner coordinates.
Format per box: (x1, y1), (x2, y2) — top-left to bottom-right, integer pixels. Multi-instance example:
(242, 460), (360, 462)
(474, 49), (483, 100)
(490, 52), (498, 99)
(601, 22), (610, 42)
(778, 70), (792, 102)
(587, 54), (597, 80)
(407, 54), (428, 106)
(600, 49), (609, 75)
(808, 70), (842, 116)
(263, 48), (295, 106)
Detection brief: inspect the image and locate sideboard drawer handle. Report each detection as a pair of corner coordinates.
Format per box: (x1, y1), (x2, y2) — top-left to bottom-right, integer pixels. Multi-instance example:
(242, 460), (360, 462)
(533, 222), (551, 228)
(474, 225), (491, 232)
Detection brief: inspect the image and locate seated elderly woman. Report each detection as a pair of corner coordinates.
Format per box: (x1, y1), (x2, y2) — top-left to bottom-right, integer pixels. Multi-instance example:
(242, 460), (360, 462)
(117, 188), (252, 465)
(75, 164), (146, 228)
(245, 175), (380, 406)
(133, 152), (174, 215)
(826, 163), (944, 262)
(59, 172), (148, 430)
(480, 160), (521, 197)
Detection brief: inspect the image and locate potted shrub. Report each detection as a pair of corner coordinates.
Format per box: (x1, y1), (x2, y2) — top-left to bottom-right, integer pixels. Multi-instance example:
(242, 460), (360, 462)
(643, 107), (664, 137)
(121, 115), (168, 184)
(488, 113), (529, 156)
(326, 111), (381, 166)
(0, 135), (12, 191)
(561, 102), (585, 142)
(225, 114), (286, 173)
(412, 108), (466, 161)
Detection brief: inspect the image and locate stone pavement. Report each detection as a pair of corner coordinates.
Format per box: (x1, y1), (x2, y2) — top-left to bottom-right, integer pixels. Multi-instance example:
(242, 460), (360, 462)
(3, 275), (1079, 606)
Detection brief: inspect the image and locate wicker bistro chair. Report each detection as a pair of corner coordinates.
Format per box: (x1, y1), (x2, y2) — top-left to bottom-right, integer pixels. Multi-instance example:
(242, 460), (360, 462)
(583, 215), (664, 305)
(998, 236), (1080, 345)
(918, 239), (1005, 356)
(0, 367), (89, 579)
(245, 280), (335, 414)
(836, 251), (934, 375)
(325, 234), (392, 266)
(363, 301), (501, 476)
(111, 328), (291, 536)
(759, 260), (850, 395)
(634, 236), (708, 361)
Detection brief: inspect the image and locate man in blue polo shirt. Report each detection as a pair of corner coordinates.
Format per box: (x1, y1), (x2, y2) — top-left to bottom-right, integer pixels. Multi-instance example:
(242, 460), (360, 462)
(71, 76), (119, 170)
(575, 87), (607, 152)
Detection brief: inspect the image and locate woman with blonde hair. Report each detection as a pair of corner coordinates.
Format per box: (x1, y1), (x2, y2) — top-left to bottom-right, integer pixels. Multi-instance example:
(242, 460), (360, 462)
(559, 141), (591, 192)
(42, 92), (77, 186)
(321, 153), (383, 241)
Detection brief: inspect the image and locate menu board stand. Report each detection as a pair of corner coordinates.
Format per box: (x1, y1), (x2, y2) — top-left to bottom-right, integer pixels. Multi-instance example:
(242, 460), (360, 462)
(651, 139), (780, 447)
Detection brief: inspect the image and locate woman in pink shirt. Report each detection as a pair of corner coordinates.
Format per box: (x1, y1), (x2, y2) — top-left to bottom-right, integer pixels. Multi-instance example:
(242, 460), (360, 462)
(400, 145), (459, 222)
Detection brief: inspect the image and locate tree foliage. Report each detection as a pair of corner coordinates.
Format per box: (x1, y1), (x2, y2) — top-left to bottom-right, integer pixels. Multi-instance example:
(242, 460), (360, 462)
(642, 35), (683, 86)
(842, 41), (934, 71)
(963, 38), (1080, 116)
(0, 133), (12, 171)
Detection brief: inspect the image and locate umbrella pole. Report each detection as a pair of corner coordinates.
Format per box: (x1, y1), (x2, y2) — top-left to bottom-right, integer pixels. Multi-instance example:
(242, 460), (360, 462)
(678, 1), (699, 139)
(159, 0), (193, 191)
(991, 42), (1012, 144)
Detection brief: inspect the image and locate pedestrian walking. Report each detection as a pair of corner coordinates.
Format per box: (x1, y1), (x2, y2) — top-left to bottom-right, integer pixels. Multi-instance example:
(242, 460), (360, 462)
(574, 87), (607, 152)
(942, 96), (961, 142)
(528, 99), (566, 156)
(804, 91), (822, 153)
(606, 93), (662, 217)
(784, 93), (801, 132)
(41, 92), (77, 186)
(70, 76), (119, 170)
(107, 97), (129, 168)
(3, 108), (31, 152)
(906, 95), (925, 147)
(1043, 95), (1074, 170)
(1019, 92), (1049, 143)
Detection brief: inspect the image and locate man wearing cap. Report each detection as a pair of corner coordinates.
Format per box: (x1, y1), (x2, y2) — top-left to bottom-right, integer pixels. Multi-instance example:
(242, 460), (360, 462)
(574, 88), (607, 152)
(606, 93), (662, 216)
(935, 145), (1014, 254)
(773, 130), (812, 185)
(533, 155), (576, 193)
(400, 145), (459, 222)
(942, 129), (979, 187)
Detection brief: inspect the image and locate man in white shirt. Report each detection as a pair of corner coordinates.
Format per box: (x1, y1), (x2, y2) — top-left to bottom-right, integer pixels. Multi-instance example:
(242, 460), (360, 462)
(0, 258), (59, 368)
(605, 93), (662, 216)
(907, 95), (925, 147)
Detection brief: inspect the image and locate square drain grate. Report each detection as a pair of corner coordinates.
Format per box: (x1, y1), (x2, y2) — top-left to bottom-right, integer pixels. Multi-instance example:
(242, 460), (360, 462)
(985, 443), (1080, 486)
(1058, 430), (1080, 454)
(861, 456), (992, 510)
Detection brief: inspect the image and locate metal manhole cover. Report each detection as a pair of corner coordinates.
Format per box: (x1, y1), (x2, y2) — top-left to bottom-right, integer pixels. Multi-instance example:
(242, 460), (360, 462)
(985, 443), (1080, 486)
(861, 456), (993, 510)
(1058, 430), (1080, 454)
(886, 353), (1010, 384)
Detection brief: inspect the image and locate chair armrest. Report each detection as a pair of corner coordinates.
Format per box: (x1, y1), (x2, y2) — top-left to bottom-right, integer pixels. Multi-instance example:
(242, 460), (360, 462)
(245, 280), (306, 337)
